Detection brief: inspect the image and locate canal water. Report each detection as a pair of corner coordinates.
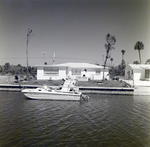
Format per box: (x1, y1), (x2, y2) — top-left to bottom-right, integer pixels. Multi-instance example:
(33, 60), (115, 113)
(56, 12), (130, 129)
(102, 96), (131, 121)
(0, 92), (150, 147)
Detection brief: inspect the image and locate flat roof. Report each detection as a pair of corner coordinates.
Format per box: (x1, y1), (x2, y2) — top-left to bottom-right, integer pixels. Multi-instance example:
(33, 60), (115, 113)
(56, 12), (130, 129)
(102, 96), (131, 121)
(129, 64), (150, 69)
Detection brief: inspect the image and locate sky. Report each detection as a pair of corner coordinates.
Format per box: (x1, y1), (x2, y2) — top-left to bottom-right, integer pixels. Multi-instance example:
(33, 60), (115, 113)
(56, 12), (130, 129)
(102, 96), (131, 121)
(0, 0), (150, 66)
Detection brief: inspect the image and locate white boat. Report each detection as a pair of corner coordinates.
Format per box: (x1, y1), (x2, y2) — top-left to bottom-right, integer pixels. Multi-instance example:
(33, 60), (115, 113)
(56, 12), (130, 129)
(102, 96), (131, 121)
(21, 79), (88, 101)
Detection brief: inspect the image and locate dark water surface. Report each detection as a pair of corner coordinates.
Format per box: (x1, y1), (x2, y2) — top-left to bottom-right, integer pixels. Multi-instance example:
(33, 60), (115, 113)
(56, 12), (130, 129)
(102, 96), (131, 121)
(0, 92), (150, 147)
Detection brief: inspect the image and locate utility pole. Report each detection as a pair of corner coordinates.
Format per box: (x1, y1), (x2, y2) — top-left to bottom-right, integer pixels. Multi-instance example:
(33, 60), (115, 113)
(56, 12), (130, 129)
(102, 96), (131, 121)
(26, 28), (33, 80)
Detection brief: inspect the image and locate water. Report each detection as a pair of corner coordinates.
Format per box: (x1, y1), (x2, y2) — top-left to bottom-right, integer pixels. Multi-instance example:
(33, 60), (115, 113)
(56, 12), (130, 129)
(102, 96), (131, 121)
(0, 92), (150, 147)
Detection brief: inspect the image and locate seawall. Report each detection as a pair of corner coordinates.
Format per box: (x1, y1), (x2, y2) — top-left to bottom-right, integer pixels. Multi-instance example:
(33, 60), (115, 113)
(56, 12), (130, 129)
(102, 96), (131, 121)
(79, 86), (134, 95)
(134, 86), (150, 95)
(0, 84), (134, 95)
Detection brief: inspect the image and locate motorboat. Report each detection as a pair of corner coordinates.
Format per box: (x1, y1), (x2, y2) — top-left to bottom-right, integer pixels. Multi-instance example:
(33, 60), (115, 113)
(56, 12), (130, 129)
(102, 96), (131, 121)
(21, 79), (89, 101)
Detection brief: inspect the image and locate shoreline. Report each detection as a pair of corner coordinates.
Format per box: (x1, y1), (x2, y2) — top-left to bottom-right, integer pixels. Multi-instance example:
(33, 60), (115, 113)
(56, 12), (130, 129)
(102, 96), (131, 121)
(0, 75), (150, 95)
(0, 83), (134, 95)
(0, 83), (150, 96)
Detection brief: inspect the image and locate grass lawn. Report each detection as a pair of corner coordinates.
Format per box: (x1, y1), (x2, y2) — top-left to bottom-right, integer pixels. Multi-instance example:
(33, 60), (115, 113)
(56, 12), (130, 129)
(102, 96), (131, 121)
(77, 80), (130, 87)
(0, 75), (130, 87)
(19, 79), (130, 88)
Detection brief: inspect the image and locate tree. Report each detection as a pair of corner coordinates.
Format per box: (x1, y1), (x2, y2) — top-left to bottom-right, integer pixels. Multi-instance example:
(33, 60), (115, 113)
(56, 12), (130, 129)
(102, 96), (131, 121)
(103, 33), (116, 79)
(145, 59), (150, 64)
(26, 28), (33, 80)
(10, 65), (15, 75)
(4, 63), (10, 74)
(120, 59), (126, 76)
(121, 50), (125, 60)
(134, 41), (144, 64)
(16, 64), (23, 75)
(110, 58), (113, 66)
(133, 61), (140, 64)
(109, 66), (115, 79)
(0, 66), (2, 73)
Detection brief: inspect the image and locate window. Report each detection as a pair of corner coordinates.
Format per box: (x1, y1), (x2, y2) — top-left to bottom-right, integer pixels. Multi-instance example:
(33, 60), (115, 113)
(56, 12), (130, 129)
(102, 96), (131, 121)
(71, 69), (81, 75)
(96, 69), (101, 75)
(145, 69), (150, 78)
(44, 67), (59, 75)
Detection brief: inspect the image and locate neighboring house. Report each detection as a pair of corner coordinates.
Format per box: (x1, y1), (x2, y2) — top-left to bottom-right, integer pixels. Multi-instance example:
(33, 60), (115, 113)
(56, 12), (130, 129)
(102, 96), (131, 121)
(125, 64), (150, 86)
(36, 62), (109, 80)
(125, 64), (150, 80)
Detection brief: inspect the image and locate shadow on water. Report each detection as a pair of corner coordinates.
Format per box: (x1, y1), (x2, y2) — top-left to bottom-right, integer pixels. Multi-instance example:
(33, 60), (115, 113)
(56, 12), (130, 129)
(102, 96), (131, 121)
(0, 92), (150, 146)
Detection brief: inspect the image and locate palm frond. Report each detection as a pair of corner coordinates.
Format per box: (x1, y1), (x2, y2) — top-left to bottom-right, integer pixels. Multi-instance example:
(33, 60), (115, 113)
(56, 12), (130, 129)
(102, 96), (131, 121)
(134, 41), (144, 50)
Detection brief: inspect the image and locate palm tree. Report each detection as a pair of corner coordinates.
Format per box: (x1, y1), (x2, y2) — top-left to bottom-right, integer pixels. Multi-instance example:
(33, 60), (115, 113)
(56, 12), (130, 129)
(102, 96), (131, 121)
(121, 50), (125, 60)
(134, 41), (144, 64)
(145, 59), (150, 64)
(103, 33), (116, 79)
(26, 28), (33, 80)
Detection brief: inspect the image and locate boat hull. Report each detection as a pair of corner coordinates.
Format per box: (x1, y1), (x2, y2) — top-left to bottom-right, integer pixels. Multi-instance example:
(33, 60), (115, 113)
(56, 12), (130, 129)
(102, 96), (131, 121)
(22, 89), (81, 101)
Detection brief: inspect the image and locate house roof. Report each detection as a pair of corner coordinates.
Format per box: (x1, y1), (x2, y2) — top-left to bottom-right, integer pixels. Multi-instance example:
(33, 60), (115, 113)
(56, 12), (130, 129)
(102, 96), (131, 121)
(54, 62), (105, 69)
(36, 62), (107, 69)
(128, 64), (150, 69)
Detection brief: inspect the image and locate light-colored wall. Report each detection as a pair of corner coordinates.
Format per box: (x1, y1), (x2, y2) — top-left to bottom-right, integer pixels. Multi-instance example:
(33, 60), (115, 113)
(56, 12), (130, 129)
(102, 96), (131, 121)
(125, 65), (145, 81)
(37, 67), (109, 80)
(125, 65), (133, 80)
(37, 67), (67, 80)
(58, 69), (67, 79)
(70, 68), (109, 80)
(37, 67), (45, 80)
(133, 69), (145, 80)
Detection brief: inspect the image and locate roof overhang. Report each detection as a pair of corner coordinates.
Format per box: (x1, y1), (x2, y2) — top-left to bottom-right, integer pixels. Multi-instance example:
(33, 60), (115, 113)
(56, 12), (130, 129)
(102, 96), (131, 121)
(128, 64), (150, 69)
(36, 62), (108, 69)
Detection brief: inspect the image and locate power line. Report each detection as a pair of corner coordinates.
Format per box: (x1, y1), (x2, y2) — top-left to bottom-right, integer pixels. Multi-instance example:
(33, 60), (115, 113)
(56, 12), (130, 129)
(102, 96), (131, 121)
(0, 56), (103, 61)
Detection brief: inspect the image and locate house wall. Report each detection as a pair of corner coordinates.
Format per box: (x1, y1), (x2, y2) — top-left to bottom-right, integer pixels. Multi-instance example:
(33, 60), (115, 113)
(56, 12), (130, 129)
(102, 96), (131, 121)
(133, 69), (145, 80)
(37, 67), (45, 80)
(37, 66), (109, 80)
(58, 69), (67, 79)
(145, 69), (150, 80)
(69, 68), (109, 80)
(125, 65), (146, 81)
(37, 67), (67, 80)
(125, 65), (133, 80)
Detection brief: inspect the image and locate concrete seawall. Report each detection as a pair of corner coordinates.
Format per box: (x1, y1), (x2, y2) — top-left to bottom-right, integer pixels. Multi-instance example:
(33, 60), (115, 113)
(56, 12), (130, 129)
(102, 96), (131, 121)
(134, 86), (150, 95)
(0, 84), (134, 95)
(0, 84), (38, 92)
(79, 86), (134, 95)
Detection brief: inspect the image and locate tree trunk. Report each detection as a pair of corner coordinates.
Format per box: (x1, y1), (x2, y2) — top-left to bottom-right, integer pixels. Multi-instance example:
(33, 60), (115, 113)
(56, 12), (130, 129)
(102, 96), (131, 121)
(138, 50), (141, 63)
(103, 56), (108, 80)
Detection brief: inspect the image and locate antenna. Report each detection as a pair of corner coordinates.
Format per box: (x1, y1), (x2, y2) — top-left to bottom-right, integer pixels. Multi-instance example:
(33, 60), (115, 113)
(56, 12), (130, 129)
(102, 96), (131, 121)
(52, 52), (55, 65)
(41, 51), (50, 64)
(43, 51), (46, 64)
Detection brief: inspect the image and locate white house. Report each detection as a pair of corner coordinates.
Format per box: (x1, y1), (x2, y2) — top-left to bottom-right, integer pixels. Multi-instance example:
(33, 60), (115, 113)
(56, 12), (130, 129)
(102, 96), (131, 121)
(36, 62), (109, 80)
(125, 64), (150, 86)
